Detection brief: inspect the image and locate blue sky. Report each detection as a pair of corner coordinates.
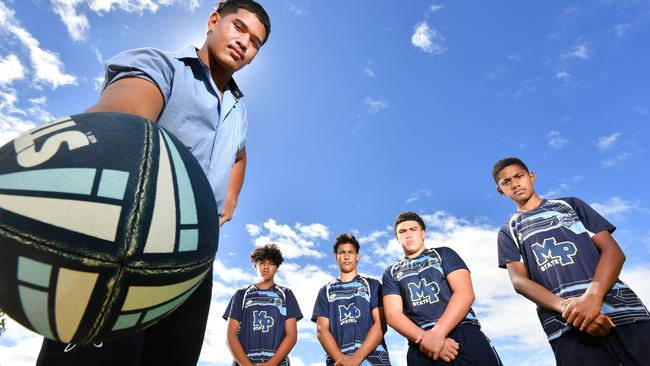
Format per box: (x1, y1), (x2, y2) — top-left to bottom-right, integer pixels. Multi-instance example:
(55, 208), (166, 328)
(2, 0), (650, 365)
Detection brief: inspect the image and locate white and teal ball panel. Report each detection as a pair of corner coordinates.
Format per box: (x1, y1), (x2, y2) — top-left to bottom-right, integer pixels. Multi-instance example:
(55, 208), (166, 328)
(0, 112), (218, 344)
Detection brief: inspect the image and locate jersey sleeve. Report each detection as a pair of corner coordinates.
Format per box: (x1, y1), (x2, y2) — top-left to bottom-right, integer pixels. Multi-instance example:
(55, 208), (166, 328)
(381, 266), (400, 296)
(498, 223), (522, 268)
(369, 278), (382, 309)
(222, 289), (244, 321)
(285, 288), (304, 321)
(103, 48), (174, 103)
(564, 197), (616, 235)
(439, 247), (469, 275)
(311, 285), (329, 322)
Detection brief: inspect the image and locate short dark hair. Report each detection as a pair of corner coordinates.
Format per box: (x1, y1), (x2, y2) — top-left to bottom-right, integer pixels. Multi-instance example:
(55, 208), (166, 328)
(216, 0), (271, 45)
(394, 211), (426, 233)
(250, 243), (284, 266)
(333, 233), (360, 253)
(492, 157), (529, 183)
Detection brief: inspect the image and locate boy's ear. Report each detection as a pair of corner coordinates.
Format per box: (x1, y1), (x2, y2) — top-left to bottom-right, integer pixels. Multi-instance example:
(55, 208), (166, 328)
(496, 186), (504, 195)
(530, 171), (536, 183)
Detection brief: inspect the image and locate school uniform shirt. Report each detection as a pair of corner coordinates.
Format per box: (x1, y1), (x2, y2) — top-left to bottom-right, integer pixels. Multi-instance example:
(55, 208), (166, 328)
(223, 284), (303, 366)
(382, 247), (480, 333)
(498, 197), (650, 341)
(311, 275), (391, 366)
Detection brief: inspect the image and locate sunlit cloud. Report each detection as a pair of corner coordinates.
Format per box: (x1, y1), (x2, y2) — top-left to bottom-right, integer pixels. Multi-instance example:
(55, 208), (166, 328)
(411, 22), (447, 55)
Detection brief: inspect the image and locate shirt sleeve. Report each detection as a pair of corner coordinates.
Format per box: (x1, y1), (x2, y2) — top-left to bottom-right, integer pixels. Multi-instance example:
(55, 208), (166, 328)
(439, 247), (469, 275)
(311, 286), (328, 322)
(369, 278), (382, 310)
(285, 288), (304, 321)
(222, 289), (244, 321)
(103, 48), (174, 103)
(498, 223), (522, 269)
(565, 197), (616, 235)
(381, 266), (400, 296)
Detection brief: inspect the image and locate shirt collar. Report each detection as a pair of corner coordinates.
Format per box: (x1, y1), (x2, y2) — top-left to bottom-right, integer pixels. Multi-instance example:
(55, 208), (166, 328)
(174, 45), (244, 99)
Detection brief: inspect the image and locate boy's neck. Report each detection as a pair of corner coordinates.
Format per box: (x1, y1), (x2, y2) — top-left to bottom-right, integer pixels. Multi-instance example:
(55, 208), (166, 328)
(197, 45), (234, 94)
(255, 279), (275, 290)
(406, 245), (426, 259)
(339, 270), (358, 282)
(516, 193), (543, 212)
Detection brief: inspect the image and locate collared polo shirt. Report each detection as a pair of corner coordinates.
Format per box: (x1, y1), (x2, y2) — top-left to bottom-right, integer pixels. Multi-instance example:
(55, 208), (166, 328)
(103, 45), (247, 213)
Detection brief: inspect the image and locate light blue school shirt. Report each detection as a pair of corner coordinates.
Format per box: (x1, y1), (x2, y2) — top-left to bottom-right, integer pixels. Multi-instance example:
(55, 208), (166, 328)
(103, 45), (247, 214)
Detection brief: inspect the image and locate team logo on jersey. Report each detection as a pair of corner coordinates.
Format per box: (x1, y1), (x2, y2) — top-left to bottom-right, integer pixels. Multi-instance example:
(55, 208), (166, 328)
(407, 279), (440, 306)
(338, 303), (361, 325)
(252, 310), (275, 332)
(531, 237), (577, 272)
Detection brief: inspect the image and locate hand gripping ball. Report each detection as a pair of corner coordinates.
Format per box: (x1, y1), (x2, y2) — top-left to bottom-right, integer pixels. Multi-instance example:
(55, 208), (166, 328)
(0, 112), (218, 344)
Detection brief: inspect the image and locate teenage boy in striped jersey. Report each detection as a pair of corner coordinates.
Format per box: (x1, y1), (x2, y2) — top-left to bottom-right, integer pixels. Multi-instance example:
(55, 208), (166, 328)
(223, 244), (302, 366)
(312, 233), (390, 366)
(493, 157), (650, 365)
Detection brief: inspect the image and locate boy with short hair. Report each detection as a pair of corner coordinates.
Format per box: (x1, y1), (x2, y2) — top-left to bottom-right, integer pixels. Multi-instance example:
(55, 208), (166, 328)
(223, 244), (302, 366)
(37, 1), (271, 365)
(493, 156), (650, 365)
(383, 212), (502, 366)
(312, 233), (391, 366)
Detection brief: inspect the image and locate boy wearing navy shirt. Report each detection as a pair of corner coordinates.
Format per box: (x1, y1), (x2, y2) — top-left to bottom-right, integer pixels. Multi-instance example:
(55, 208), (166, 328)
(383, 212), (502, 366)
(493, 157), (650, 365)
(312, 233), (391, 366)
(223, 244), (302, 366)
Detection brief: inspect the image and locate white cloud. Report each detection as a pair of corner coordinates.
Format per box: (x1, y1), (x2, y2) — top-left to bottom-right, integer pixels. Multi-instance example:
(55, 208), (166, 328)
(364, 97), (389, 113)
(51, 0), (89, 41)
(634, 106), (649, 115)
(93, 73), (105, 91)
(596, 132), (621, 150)
(296, 223), (329, 240)
(246, 223), (262, 236)
(555, 70), (571, 83)
(0, 1), (76, 88)
(0, 54), (25, 85)
(547, 130), (568, 149)
(430, 4), (445, 12)
(0, 89), (38, 146)
(411, 22), (447, 55)
(48, 0), (201, 41)
(563, 43), (589, 60)
(602, 152), (632, 168)
(249, 219), (326, 259)
(405, 189), (432, 204)
(590, 197), (639, 217)
(364, 65), (375, 78)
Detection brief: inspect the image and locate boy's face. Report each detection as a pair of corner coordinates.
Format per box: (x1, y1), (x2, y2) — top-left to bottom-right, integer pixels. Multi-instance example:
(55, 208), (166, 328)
(496, 164), (536, 204)
(254, 259), (278, 282)
(335, 243), (359, 274)
(395, 220), (426, 257)
(206, 8), (266, 73)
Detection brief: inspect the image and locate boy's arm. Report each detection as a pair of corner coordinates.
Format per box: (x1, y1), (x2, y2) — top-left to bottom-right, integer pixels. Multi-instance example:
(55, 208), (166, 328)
(219, 147), (246, 226)
(383, 294), (458, 361)
(86, 77), (164, 122)
(562, 230), (625, 331)
(418, 269), (473, 360)
(505, 261), (565, 313)
(226, 318), (254, 366)
(315, 316), (345, 364)
(261, 318), (298, 366)
(347, 307), (385, 365)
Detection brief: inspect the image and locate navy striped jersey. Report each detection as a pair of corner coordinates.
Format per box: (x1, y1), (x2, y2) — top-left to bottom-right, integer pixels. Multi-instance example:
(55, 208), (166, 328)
(497, 197), (650, 340)
(382, 247), (480, 331)
(311, 275), (391, 366)
(223, 284), (303, 366)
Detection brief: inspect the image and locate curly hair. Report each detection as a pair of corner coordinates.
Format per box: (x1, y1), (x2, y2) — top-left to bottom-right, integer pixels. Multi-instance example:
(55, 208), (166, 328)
(250, 243), (284, 266)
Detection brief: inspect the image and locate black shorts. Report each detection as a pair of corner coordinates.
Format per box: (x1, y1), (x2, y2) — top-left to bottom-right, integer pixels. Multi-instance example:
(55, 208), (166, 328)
(36, 266), (213, 366)
(550, 321), (650, 366)
(407, 324), (502, 366)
